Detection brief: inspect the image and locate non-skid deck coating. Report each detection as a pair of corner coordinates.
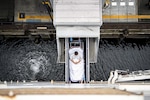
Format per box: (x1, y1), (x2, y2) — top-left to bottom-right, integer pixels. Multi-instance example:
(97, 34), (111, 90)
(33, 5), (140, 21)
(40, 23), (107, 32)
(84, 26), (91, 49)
(0, 88), (135, 95)
(0, 82), (137, 95)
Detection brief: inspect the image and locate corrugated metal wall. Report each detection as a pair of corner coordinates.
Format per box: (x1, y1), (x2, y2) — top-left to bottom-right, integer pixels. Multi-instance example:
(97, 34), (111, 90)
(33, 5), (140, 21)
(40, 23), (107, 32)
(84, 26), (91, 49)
(103, 0), (138, 22)
(13, 0), (150, 23)
(14, 0), (50, 22)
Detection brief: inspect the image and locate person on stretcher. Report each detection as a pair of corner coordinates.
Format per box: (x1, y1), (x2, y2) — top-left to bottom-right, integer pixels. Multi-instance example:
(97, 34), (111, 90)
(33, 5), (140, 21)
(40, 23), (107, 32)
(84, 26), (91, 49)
(69, 47), (84, 83)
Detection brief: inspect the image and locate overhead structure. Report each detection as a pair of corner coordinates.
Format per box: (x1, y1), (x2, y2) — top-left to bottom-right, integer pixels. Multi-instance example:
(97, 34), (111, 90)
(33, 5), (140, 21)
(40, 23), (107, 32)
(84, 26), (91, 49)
(53, 0), (102, 83)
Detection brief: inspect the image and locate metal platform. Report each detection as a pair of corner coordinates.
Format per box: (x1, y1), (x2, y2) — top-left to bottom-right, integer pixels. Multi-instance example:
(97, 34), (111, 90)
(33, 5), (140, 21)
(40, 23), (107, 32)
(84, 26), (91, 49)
(0, 22), (150, 39)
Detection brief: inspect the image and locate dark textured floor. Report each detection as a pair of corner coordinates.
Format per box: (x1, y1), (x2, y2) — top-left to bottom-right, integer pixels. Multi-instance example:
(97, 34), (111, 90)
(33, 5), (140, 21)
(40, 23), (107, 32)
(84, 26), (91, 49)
(0, 38), (149, 81)
(138, 0), (150, 15)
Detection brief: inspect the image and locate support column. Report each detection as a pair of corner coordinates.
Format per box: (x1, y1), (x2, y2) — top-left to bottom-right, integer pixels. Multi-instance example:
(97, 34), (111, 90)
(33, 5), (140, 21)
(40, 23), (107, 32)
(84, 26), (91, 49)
(86, 38), (90, 82)
(65, 38), (69, 83)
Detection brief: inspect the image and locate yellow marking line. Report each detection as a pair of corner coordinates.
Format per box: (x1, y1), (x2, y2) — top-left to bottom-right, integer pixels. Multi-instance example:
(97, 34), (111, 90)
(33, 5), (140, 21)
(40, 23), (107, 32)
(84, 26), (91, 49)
(18, 15), (51, 21)
(18, 15), (150, 21)
(103, 15), (150, 19)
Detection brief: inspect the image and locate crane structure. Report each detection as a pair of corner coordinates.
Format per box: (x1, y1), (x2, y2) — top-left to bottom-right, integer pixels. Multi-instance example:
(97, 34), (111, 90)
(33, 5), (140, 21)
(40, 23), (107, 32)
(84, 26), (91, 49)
(53, 0), (102, 83)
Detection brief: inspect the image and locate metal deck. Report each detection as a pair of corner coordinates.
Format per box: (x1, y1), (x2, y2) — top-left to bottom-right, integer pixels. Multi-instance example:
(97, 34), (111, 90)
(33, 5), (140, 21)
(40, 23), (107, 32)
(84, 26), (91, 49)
(0, 81), (149, 100)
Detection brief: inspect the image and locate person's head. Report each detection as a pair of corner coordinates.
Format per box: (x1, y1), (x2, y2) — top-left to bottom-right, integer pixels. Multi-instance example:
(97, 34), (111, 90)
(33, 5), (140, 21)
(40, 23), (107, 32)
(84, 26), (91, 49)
(74, 51), (78, 55)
